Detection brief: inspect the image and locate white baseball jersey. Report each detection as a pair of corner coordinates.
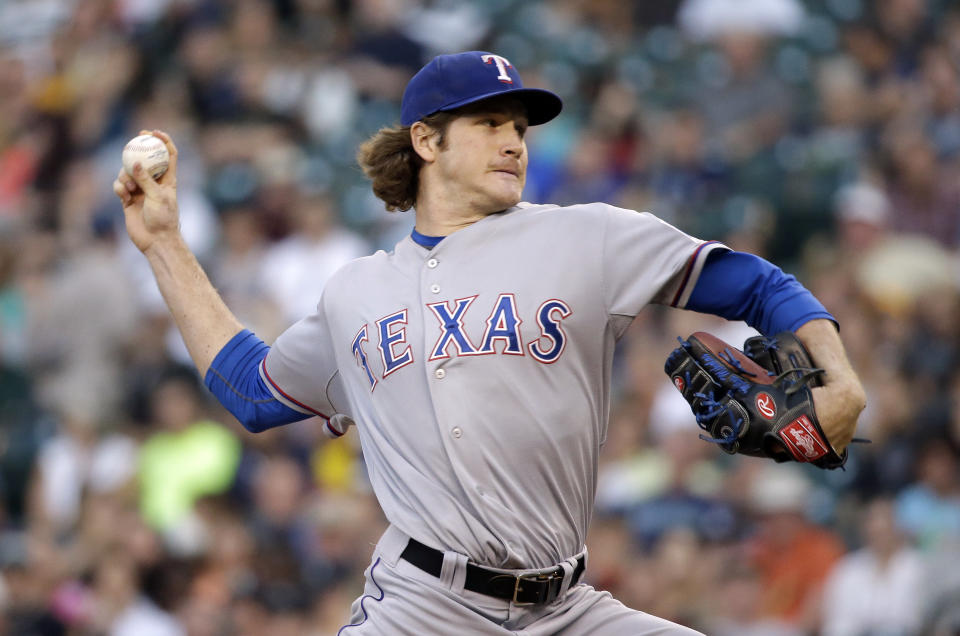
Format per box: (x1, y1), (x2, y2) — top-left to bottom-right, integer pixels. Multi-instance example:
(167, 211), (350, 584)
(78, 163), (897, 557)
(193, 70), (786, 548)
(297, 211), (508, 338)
(262, 202), (725, 569)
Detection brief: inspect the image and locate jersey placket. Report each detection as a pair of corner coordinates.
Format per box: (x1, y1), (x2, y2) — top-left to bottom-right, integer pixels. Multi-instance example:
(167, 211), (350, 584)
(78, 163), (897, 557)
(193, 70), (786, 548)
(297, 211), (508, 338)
(417, 240), (520, 557)
(420, 246), (465, 445)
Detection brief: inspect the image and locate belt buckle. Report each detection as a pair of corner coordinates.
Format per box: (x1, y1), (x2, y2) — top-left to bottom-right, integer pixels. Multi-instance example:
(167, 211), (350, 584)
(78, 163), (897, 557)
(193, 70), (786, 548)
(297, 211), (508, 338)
(512, 569), (563, 606)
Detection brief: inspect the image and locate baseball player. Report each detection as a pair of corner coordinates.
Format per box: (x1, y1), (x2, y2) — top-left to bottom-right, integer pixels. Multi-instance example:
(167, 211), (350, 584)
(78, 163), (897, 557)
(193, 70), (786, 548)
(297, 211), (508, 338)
(113, 51), (865, 635)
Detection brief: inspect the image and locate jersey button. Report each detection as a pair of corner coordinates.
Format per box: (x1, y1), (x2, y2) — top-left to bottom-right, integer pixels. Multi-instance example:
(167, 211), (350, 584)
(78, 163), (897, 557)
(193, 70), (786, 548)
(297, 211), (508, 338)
(434, 368), (446, 379)
(427, 258), (438, 268)
(430, 284), (441, 294)
(451, 427), (462, 439)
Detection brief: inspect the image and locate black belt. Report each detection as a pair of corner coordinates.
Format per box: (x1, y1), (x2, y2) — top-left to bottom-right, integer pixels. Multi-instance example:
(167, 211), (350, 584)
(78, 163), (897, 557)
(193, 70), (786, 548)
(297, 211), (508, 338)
(400, 538), (586, 606)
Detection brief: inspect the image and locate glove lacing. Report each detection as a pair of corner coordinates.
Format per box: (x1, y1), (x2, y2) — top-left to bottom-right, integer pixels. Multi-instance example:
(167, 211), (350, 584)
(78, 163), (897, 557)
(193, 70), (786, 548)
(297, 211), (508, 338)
(674, 340), (750, 447)
(692, 389), (743, 446)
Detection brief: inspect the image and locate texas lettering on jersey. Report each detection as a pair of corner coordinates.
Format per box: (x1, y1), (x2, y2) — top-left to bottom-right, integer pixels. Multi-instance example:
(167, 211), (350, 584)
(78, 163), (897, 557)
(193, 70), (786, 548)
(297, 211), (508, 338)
(351, 294), (573, 389)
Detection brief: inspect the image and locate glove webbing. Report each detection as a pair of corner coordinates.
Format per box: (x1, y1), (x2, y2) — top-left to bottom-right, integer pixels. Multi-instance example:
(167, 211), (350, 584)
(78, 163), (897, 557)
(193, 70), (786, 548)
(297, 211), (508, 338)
(678, 338), (753, 446)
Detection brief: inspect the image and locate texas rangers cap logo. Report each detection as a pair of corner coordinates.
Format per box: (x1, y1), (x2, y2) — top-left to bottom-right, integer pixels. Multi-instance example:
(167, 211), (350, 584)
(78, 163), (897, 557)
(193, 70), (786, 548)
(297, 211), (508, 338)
(673, 376), (685, 392)
(755, 393), (776, 419)
(481, 54), (514, 83)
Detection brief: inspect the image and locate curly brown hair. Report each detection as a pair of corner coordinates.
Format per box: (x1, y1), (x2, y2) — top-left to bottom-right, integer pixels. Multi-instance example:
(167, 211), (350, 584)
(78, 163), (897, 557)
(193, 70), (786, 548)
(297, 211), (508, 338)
(356, 111), (456, 212)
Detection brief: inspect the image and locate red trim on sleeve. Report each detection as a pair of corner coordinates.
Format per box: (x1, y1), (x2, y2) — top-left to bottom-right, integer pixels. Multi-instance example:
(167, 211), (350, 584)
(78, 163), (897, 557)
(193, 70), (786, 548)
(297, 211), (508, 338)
(260, 359), (331, 420)
(671, 240), (719, 307)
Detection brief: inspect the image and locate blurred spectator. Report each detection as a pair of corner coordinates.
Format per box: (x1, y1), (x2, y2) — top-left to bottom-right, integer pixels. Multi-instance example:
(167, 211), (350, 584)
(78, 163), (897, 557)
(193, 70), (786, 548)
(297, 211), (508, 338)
(584, 514), (637, 594)
(645, 107), (729, 232)
(833, 179), (891, 254)
(920, 44), (960, 159)
(873, 0), (935, 75)
(24, 208), (139, 419)
(847, 365), (920, 498)
(855, 233), (955, 319)
(639, 527), (713, 626)
(209, 203), (284, 341)
(0, 351), (43, 527)
(678, 0), (804, 41)
(180, 22), (245, 124)
(820, 497), (926, 636)
(881, 126), (960, 247)
(618, 412), (737, 548)
(246, 455), (335, 593)
(259, 192), (370, 327)
(746, 464), (845, 632)
(137, 367), (241, 541)
(809, 56), (871, 169)
(895, 438), (960, 552)
(346, 0), (425, 101)
(549, 129), (629, 206)
(2, 563), (66, 636)
(681, 0), (801, 163)
(298, 490), (386, 594)
(31, 402), (137, 535)
(702, 559), (803, 636)
(90, 550), (184, 636)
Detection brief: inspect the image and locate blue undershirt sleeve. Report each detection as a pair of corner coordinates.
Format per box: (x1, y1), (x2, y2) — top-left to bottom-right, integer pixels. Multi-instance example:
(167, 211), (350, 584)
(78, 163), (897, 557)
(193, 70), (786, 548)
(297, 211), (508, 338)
(203, 330), (311, 433)
(686, 250), (835, 335)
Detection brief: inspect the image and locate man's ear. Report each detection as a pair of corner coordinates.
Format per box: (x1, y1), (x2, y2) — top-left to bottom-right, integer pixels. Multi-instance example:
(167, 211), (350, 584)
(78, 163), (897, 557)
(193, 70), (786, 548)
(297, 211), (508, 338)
(411, 121), (440, 163)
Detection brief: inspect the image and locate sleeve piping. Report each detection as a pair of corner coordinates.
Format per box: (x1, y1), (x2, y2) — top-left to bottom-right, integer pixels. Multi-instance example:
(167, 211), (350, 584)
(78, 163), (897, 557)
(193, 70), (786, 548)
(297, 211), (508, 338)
(206, 367), (280, 405)
(325, 419), (345, 437)
(259, 358), (331, 420)
(670, 240), (728, 308)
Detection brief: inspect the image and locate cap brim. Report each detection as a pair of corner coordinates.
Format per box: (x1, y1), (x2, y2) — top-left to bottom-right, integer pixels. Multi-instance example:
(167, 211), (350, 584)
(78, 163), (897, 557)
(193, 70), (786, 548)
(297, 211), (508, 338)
(440, 87), (563, 126)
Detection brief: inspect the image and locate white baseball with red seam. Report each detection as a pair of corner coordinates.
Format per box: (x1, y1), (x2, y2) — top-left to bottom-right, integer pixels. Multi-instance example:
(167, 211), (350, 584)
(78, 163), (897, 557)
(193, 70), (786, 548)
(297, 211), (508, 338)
(122, 134), (169, 180)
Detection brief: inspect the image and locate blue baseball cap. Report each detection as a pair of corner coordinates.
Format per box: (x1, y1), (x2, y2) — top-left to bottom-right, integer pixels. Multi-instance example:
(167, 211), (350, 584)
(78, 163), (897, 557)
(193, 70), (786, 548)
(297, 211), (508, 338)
(400, 51), (563, 127)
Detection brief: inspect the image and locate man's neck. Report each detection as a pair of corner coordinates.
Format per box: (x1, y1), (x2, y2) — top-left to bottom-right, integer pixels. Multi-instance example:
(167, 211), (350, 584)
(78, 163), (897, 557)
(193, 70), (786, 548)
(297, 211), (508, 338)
(413, 198), (506, 237)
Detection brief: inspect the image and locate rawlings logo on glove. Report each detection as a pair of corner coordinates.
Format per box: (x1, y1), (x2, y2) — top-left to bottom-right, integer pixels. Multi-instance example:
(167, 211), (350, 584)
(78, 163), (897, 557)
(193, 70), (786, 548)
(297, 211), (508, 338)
(664, 331), (849, 469)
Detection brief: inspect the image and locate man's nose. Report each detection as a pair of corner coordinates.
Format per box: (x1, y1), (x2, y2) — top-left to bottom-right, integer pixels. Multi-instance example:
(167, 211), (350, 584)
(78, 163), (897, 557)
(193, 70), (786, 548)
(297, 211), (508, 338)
(502, 134), (523, 157)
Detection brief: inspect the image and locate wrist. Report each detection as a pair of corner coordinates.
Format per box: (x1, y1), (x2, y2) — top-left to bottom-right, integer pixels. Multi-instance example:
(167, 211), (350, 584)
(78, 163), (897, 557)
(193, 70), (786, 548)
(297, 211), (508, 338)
(143, 232), (189, 259)
(142, 233), (200, 285)
(822, 371), (866, 410)
(812, 379), (866, 453)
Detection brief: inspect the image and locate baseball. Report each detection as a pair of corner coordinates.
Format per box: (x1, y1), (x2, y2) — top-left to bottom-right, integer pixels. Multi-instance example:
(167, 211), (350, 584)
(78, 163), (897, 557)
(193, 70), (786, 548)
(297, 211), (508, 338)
(122, 134), (169, 180)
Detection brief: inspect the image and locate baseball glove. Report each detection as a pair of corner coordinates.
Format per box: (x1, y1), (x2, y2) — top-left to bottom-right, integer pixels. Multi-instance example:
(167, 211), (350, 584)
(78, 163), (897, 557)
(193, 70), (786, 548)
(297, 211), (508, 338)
(664, 331), (848, 469)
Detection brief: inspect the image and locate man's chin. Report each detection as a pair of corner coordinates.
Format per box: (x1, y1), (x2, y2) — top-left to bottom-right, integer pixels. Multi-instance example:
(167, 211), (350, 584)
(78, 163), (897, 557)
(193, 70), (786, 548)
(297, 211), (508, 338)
(469, 183), (524, 215)
(484, 199), (521, 215)
(487, 189), (523, 212)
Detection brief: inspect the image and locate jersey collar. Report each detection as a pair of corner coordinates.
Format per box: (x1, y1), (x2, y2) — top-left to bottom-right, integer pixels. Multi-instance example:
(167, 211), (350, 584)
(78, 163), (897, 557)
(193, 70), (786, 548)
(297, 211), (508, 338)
(411, 228), (445, 249)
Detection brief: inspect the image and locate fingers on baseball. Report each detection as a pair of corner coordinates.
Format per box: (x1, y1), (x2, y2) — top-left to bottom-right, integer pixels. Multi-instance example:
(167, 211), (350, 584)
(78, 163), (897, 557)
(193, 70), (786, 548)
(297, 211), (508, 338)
(149, 129), (179, 184)
(113, 179), (129, 205)
(129, 160), (162, 197)
(113, 169), (137, 206)
(119, 168), (138, 191)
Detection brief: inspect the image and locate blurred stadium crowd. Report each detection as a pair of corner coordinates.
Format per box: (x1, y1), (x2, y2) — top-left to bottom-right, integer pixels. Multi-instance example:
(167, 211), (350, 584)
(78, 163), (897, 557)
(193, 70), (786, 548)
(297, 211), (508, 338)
(0, 0), (959, 634)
